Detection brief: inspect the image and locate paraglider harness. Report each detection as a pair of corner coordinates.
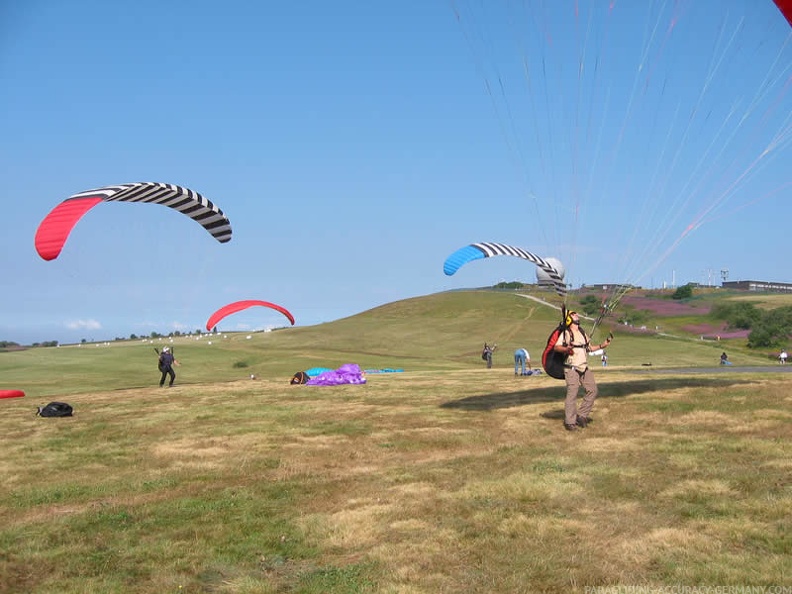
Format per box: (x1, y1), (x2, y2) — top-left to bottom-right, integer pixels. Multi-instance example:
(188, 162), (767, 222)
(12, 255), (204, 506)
(542, 307), (612, 379)
(156, 347), (175, 372)
(541, 307), (590, 380)
(290, 371), (310, 385)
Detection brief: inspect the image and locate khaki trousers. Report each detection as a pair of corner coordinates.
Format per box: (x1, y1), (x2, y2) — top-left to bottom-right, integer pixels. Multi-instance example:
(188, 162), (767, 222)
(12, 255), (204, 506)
(564, 366), (598, 425)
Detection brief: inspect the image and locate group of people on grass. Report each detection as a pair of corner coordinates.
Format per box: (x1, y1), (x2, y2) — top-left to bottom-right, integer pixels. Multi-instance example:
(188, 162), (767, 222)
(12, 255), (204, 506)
(721, 350), (789, 365)
(483, 312), (792, 432)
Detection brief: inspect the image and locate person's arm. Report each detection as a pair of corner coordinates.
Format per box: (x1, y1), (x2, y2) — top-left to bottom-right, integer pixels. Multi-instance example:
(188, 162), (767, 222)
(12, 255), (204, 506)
(553, 333), (573, 355)
(589, 333), (613, 352)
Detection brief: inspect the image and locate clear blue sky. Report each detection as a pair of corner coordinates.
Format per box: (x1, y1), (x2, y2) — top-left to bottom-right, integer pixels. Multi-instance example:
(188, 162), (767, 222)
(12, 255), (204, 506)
(2, 1), (790, 345)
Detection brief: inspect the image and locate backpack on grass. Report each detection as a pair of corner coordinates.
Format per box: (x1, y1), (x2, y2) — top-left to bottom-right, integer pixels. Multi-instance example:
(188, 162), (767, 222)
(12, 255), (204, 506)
(290, 371), (310, 385)
(36, 402), (73, 417)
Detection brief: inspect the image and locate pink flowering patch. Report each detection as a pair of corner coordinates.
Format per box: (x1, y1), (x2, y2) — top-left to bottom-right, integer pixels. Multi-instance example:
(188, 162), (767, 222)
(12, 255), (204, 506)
(586, 291), (752, 340)
(681, 321), (749, 339)
(714, 330), (750, 339)
(620, 295), (711, 316)
(683, 322), (725, 334)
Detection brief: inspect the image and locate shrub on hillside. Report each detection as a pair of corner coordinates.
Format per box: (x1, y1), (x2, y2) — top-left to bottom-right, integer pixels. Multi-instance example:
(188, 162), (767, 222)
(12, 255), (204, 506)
(578, 294), (602, 317)
(710, 302), (761, 330)
(747, 307), (792, 348)
(616, 306), (650, 327)
(495, 281), (526, 290)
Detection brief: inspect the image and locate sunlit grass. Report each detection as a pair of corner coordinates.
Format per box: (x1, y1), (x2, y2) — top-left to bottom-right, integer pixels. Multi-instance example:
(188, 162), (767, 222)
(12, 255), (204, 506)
(1, 291), (790, 592)
(1, 367), (789, 593)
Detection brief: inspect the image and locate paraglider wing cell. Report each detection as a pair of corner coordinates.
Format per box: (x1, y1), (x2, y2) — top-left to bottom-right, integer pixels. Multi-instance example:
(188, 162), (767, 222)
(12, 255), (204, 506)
(443, 242), (567, 297)
(205, 300), (295, 331)
(34, 197), (104, 261)
(443, 244), (490, 276)
(35, 182), (232, 261)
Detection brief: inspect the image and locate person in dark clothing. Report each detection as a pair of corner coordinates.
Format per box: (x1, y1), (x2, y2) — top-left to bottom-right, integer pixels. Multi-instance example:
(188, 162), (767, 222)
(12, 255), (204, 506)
(158, 347), (177, 387)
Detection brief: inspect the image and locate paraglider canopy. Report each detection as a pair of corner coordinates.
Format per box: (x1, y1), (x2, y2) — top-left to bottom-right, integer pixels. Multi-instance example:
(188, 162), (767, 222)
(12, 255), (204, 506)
(535, 257), (565, 289)
(444, 242), (566, 297)
(205, 300), (295, 332)
(0, 390), (25, 399)
(35, 182), (232, 261)
(774, 0), (792, 25)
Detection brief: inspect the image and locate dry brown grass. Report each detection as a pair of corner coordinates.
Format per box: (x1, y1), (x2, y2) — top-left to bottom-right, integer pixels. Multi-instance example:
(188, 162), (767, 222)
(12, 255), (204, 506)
(1, 368), (790, 593)
(727, 293), (792, 308)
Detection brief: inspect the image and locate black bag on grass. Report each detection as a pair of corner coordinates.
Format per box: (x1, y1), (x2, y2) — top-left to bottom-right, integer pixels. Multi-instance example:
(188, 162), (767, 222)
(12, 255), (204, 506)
(290, 371), (310, 385)
(37, 402), (73, 417)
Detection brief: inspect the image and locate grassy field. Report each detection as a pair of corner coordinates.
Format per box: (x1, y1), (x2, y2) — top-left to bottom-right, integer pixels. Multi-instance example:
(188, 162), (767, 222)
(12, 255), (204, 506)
(0, 290), (781, 400)
(1, 290), (790, 593)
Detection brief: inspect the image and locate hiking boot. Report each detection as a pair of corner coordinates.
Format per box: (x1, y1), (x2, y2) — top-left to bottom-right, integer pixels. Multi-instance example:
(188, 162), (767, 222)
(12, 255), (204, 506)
(577, 416), (593, 427)
(564, 423), (579, 432)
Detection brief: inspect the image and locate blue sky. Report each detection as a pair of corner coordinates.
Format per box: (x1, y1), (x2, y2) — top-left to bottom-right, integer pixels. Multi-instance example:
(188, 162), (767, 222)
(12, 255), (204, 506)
(2, 1), (790, 345)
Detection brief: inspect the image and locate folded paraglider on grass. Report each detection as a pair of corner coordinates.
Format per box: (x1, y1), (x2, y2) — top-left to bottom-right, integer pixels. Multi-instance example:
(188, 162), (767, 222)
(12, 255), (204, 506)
(305, 364), (367, 386)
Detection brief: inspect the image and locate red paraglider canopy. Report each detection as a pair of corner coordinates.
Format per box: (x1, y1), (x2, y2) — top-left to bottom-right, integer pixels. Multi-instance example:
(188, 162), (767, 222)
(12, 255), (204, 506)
(35, 197), (103, 261)
(34, 182), (232, 261)
(775, 0), (792, 25)
(0, 390), (25, 399)
(206, 300), (295, 332)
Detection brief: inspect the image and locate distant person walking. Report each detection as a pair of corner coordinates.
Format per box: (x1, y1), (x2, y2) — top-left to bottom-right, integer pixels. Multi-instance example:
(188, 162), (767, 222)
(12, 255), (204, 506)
(158, 347), (178, 387)
(779, 350), (788, 364)
(514, 348), (531, 375)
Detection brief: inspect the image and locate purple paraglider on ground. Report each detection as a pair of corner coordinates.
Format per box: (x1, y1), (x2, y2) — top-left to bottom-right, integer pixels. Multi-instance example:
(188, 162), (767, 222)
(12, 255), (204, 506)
(306, 364), (367, 386)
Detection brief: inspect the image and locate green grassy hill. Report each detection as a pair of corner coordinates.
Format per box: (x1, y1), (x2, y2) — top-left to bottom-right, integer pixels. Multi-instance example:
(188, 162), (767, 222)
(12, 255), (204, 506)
(1, 288), (782, 400)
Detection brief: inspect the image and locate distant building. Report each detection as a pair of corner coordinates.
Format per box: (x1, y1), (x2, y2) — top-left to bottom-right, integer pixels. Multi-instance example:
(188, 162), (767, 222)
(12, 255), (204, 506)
(722, 280), (792, 293)
(580, 283), (639, 292)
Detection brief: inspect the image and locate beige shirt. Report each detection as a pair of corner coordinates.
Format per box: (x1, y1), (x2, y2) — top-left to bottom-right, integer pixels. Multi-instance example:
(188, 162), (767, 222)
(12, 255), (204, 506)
(560, 326), (589, 370)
